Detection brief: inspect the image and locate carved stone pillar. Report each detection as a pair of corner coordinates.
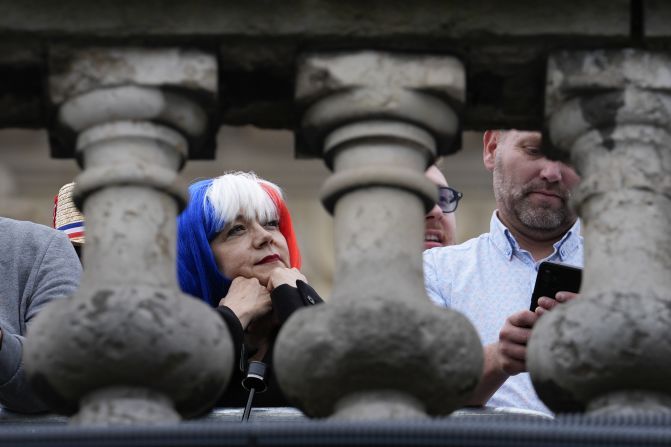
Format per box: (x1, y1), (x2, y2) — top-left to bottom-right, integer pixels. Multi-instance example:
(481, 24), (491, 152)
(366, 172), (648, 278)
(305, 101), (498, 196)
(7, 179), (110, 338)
(528, 49), (671, 415)
(24, 47), (233, 425)
(274, 51), (483, 420)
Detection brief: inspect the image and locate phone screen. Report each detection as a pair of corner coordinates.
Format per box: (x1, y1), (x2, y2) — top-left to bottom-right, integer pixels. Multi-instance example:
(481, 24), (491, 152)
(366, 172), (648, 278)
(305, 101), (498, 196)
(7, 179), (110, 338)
(530, 261), (582, 311)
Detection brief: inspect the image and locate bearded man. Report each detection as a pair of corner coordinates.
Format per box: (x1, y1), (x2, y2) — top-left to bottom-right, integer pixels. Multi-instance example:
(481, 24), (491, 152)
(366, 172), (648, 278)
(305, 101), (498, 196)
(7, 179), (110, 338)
(423, 130), (582, 415)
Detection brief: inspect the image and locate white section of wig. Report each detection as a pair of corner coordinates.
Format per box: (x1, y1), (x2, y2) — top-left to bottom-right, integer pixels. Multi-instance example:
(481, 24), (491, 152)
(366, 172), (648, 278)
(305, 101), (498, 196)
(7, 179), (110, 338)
(205, 171), (282, 230)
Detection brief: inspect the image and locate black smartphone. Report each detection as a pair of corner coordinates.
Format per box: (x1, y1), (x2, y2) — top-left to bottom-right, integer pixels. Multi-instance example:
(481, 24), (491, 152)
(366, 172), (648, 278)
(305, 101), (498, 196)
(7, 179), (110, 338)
(530, 261), (582, 311)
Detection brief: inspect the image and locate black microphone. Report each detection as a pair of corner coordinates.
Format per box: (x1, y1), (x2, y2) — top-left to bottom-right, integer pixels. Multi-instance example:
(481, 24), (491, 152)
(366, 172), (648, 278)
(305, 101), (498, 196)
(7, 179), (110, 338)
(241, 361), (267, 422)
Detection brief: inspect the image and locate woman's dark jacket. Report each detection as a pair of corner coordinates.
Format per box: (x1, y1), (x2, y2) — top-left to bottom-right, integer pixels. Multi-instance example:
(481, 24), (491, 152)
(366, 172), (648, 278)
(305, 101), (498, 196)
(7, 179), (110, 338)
(215, 280), (323, 407)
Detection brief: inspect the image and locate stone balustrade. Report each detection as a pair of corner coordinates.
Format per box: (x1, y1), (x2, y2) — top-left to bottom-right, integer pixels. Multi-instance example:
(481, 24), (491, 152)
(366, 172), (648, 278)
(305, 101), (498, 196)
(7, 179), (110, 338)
(23, 47), (233, 425)
(0, 3), (669, 427)
(528, 49), (671, 415)
(274, 51), (483, 420)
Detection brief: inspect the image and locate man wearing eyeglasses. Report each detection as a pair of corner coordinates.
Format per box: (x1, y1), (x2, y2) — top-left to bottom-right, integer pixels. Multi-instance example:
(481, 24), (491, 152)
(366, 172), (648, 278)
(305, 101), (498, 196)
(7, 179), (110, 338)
(423, 130), (582, 415)
(424, 165), (462, 249)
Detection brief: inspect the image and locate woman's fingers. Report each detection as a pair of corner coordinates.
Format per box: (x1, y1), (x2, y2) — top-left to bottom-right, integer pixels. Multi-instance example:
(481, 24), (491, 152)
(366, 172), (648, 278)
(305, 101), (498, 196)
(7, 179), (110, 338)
(267, 267), (307, 290)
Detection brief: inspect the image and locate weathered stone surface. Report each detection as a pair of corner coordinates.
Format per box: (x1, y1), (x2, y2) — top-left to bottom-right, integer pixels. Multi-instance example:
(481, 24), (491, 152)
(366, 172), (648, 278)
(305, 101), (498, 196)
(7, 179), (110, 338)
(0, 1), (631, 133)
(295, 51), (465, 158)
(588, 391), (671, 416)
(0, 1), (629, 38)
(528, 49), (671, 415)
(332, 392), (426, 421)
(25, 48), (233, 425)
(276, 290), (483, 418)
(644, 0), (671, 38)
(49, 47), (217, 103)
(70, 388), (181, 426)
(296, 52), (465, 102)
(26, 123), (234, 422)
(47, 47), (218, 159)
(546, 50), (671, 130)
(276, 52), (483, 419)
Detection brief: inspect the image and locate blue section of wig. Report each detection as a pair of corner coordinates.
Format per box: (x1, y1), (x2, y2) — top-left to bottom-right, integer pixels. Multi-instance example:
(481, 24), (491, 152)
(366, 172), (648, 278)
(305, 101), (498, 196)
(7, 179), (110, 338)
(177, 179), (230, 306)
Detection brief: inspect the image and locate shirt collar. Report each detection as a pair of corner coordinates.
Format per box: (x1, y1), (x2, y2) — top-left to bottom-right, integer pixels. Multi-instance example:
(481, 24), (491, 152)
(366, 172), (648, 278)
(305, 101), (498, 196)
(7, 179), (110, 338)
(489, 211), (582, 261)
(553, 218), (581, 261)
(489, 212), (517, 259)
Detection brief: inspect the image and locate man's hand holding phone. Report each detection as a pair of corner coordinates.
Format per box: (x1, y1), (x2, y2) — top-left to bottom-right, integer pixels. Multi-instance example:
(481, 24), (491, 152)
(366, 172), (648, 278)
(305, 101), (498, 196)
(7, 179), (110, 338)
(530, 262), (582, 311)
(496, 291), (578, 377)
(470, 264), (583, 406)
(497, 263), (582, 377)
(496, 310), (538, 376)
(534, 291), (579, 316)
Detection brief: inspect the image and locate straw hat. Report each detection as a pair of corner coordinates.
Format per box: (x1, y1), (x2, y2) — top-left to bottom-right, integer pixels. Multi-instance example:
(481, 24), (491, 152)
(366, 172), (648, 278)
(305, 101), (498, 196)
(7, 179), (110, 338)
(53, 182), (85, 245)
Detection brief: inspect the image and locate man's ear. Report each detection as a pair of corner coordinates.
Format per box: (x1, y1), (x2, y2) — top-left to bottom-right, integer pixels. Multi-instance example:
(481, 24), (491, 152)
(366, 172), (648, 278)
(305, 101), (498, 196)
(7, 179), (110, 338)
(483, 130), (499, 172)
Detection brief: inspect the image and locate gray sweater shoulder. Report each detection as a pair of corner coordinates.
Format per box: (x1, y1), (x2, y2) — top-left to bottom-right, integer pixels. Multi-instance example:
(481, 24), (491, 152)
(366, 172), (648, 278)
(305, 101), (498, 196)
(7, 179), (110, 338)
(0, 217), (81, 413)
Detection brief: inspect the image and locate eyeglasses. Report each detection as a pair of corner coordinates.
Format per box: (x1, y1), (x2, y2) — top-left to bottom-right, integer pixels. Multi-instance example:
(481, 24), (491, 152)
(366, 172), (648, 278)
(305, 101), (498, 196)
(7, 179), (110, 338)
(437, 186), (463, 213)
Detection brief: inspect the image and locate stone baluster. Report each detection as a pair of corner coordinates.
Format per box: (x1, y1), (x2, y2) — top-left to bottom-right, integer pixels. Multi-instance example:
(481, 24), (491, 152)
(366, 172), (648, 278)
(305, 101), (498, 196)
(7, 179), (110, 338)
(274, 51), (483, 420)
(528, 49), (671, 415)
(24, 47), (233, 425)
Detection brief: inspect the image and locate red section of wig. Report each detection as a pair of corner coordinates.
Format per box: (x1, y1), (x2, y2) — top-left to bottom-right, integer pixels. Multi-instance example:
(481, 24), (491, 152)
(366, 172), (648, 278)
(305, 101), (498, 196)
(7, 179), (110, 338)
(260, 183), (302, 269)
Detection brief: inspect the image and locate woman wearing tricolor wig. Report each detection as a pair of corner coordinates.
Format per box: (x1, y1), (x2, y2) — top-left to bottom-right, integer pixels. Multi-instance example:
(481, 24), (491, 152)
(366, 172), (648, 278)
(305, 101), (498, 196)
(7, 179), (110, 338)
(177, 171), (323, 407)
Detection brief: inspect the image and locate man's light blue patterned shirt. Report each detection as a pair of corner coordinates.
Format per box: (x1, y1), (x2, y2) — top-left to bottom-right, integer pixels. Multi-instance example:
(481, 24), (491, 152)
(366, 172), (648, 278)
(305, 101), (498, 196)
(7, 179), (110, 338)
(423, 212), (583, 415)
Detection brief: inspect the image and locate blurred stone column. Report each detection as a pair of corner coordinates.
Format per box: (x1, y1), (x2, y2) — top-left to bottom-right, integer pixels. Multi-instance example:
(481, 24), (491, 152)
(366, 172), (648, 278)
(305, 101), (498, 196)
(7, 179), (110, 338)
(528, 49), (671, 415)
(24, 47), (233, 425)
(275, 51), (483, 420)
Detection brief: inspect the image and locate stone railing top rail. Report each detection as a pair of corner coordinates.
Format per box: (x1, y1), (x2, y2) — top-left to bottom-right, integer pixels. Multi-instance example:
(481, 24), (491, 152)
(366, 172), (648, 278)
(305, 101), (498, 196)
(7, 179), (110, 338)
(0, 0), (659, 145)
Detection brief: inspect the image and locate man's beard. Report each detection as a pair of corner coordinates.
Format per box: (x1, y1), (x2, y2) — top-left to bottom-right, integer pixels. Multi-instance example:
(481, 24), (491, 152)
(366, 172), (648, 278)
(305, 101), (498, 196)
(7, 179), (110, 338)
(513, 185), (571, 230)
(494, 172), (576, 232)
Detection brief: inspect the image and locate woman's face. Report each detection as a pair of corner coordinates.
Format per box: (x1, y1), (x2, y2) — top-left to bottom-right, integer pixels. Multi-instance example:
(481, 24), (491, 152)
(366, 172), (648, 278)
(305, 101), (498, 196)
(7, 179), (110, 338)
(210, 215), (290, 286)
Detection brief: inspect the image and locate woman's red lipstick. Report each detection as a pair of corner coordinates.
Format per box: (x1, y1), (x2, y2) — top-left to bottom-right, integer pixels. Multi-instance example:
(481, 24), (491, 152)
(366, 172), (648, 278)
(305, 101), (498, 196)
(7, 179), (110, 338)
(256, 254), (281, 265)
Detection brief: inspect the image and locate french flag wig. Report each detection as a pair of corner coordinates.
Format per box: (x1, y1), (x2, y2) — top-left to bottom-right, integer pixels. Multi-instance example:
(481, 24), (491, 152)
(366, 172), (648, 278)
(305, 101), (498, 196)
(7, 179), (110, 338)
(177, 172), (301, 306)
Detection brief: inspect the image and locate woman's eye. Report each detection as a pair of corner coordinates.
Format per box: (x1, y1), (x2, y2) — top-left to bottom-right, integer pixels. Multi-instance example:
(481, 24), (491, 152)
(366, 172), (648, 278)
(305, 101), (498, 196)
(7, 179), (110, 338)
(226, 224), (245, 237)
(265, 220), (280, 229)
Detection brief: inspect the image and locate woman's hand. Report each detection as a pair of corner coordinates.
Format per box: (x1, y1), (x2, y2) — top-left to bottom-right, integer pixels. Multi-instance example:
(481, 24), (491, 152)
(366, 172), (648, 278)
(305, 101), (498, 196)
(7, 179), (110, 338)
(266, 267), (307, 291)
(219, 277), (272, 329)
